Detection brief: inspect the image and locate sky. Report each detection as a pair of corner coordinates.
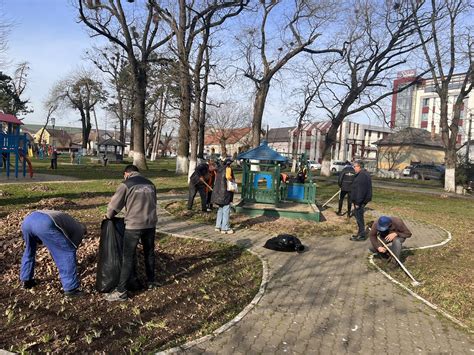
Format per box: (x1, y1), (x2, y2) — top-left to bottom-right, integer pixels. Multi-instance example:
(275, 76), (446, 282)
(1, 0), (105, 128)
(1, 0), (390, 132)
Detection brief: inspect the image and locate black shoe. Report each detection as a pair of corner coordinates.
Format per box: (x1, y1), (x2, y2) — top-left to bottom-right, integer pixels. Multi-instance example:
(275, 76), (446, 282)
(22, 279), (37, 289)
(350, 235), (367, 241)
(336, 211), (343, 216)
(64, 288), (83, 298)
(147, 281), (161, 290)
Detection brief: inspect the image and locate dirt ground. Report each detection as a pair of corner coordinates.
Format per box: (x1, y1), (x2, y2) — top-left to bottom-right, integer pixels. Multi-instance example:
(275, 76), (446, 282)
(165, 199), (357, 239)
(0, 196), (261, 353)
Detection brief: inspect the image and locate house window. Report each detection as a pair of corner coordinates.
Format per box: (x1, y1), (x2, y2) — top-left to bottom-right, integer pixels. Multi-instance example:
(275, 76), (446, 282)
(422, 98), (429, 106)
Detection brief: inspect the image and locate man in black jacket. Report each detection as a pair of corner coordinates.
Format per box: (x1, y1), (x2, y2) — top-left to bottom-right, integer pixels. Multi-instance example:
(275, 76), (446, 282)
(105, 165), (157, 301)
(187, 161), (216, 212)
(350, 161), (372, 241)
(336, 161), (355, 216)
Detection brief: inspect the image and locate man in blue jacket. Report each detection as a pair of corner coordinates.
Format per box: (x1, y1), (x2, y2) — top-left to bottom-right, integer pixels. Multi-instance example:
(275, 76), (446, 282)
(350, 161), (372, 241)
(20, 210), (87, 296)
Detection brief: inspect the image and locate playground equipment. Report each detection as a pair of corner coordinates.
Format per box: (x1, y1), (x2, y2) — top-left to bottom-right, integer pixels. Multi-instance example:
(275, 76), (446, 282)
(0, 113), (33, 178)
(235, 141), (320, 221)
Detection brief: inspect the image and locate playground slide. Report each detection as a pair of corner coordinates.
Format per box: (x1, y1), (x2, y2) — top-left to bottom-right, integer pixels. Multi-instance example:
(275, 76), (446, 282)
(19, 151), (34, 178)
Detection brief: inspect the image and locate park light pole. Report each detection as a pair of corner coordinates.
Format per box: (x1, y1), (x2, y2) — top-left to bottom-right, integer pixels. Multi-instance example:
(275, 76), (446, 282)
(50, 117), (56, 148)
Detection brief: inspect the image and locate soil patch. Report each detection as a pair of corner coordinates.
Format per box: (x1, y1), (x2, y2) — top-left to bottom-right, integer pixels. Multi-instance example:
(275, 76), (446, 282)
(166, 200), (355, 238)
(0, 196), (262, 353)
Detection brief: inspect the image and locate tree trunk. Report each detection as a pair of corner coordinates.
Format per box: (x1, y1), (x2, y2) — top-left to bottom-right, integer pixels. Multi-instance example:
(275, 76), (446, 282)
(132, 67), (148, 170)
(188, 99), (200, 181)
(251, 82), (270, 148)
(80, 109), (88, 149)
(176, 63), (192, 175)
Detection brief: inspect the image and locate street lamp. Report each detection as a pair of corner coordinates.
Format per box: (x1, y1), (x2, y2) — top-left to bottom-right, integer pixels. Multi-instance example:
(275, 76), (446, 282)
(50, 117), (56, 148)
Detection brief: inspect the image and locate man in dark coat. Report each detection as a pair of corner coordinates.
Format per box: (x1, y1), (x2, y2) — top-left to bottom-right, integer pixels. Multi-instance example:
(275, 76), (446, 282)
(350, 161), (372, 241)
(336, 161), (355, 216)
(187, 161), (216, 212)
(20, 210), (87, 296)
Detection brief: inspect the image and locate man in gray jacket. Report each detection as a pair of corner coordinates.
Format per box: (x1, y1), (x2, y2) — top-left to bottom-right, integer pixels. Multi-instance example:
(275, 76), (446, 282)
(105, 165), (157, 301)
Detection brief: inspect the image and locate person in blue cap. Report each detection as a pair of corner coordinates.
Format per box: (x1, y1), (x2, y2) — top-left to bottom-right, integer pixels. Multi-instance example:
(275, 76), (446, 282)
(368, 216), (412, 267)
(20, 210), (87, 297)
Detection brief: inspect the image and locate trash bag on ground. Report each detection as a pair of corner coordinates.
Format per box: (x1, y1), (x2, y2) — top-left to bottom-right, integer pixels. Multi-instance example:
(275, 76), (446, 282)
(96, 218), (125, 292)
(263, 234), (305, 252)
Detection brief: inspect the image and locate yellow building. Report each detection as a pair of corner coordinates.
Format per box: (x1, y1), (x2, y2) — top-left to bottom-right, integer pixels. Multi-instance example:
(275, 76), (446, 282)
(34, 128), (72, 149)
(376, 127), (445, 171)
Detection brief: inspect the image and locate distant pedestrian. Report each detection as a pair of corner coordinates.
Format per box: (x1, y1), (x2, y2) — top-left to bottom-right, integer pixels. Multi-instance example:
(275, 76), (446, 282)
(50, 149), (58, 169)
(212, 158), (236, 234)
(70, 151), (75, 164)
(336, 161), (355, 216)
(104, 165), (158, 301)
(369, 216), (412, 269)
(102, 153), (108, 167)
(187, 161), (217, 212)
(20, 210), (87, 297)
(350, 161), (372, 241)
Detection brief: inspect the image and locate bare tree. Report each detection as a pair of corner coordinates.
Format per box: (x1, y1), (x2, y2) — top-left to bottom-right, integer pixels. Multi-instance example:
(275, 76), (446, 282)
(87, 45), (133, 145)
(309, 1), (431, 175)
(38, 99), (58, 147)
(77, 0), (173, 169)
(153, 0), (249, 175)
(0, 11), (10, 67)
(413, 0), (473, 191)
(207, 101), (251, 157)
(237, 0), (341, 148)
(51, 71), (107, 149)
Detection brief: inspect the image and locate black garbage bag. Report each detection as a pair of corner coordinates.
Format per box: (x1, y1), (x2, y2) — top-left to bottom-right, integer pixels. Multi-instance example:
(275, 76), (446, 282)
(96, 218), (125, 292)
(263, 234), (305, 253)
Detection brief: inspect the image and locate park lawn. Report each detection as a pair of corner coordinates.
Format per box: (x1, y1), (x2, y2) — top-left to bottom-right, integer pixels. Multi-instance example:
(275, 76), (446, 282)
(316, 178), (473, 331)
(0, 159), (262, 352)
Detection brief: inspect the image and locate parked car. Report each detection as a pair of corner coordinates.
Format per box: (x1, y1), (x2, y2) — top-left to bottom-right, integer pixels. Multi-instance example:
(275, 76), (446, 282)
(307, 160), (321, 170)
(402, 165), (413, 176)
(330, 160), (347, 173)
(410, 164), (445, 180)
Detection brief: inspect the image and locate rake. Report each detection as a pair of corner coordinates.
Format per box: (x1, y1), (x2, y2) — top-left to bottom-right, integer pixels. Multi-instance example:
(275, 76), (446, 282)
(377, 235), (422, 287)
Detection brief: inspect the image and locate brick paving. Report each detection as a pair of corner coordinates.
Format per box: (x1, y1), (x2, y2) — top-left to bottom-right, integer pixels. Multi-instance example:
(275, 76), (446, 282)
(156, 197), (474, 354)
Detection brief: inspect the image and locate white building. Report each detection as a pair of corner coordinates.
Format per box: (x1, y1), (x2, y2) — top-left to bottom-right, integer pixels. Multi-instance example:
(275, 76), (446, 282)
(289, 120), (391, 162)
(391, 71), (474, 145)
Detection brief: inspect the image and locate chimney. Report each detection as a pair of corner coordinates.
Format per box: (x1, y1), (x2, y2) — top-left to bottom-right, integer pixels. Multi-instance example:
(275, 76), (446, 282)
(431, 121), (436, 141)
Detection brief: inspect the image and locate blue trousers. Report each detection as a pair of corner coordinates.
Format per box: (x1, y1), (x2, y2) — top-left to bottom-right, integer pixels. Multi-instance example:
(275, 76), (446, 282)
(20, 212), (79, 292)
(215, 204), (231, 231)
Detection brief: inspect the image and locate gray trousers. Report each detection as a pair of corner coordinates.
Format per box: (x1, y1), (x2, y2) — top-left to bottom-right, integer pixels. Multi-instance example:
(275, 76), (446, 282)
(370, 237), (406, 260)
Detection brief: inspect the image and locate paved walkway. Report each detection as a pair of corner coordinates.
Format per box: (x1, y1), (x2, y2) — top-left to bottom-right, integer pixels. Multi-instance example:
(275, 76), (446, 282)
(158, 197), (473, 354)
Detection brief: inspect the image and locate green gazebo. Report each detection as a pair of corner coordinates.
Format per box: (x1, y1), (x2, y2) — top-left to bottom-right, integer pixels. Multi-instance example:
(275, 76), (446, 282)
(235, 141), (320, 221)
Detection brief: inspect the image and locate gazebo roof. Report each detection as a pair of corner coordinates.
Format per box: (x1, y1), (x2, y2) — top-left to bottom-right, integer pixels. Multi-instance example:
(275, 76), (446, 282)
(237, 140), (288, 162)
(0, 113), (23, 125)
(99, 138), (125, 147)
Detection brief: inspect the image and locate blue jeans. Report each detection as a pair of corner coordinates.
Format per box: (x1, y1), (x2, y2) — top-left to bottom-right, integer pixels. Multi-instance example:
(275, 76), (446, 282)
(117, 228), (155, 293)
(21, 212), (79, 292)
(215, 204), (231, 231)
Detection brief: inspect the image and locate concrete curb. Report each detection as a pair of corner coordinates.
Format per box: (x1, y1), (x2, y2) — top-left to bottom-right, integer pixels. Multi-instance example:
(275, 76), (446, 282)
(155, 227), (270, 354)
(369, 225), (472, 333)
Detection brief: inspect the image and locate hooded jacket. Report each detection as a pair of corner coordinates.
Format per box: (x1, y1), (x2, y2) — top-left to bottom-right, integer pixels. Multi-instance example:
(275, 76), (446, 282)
(211, 165), (234, 206)
(338, 165), (356, 192)
(106, 171), (157, 229)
